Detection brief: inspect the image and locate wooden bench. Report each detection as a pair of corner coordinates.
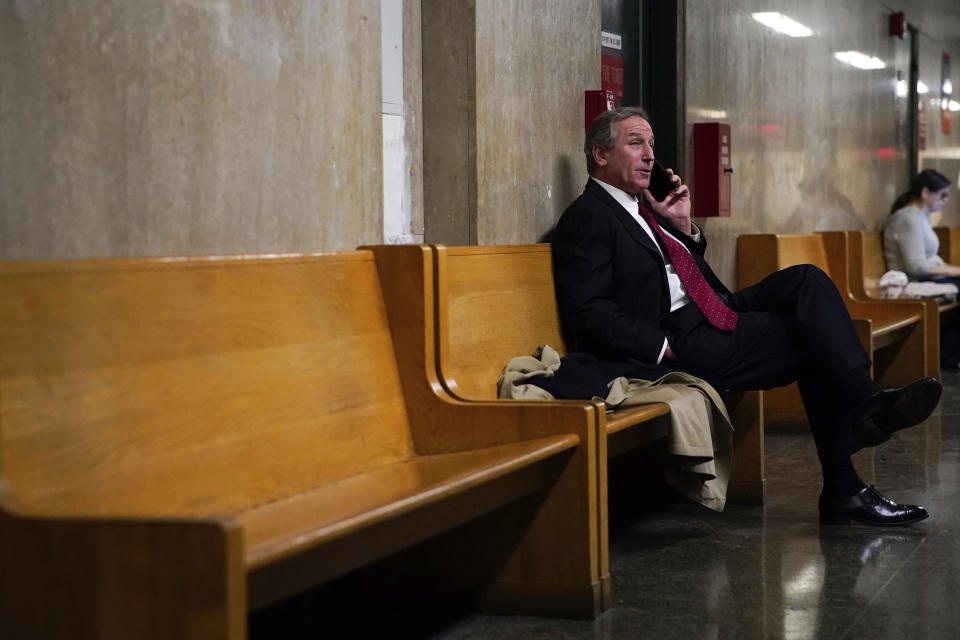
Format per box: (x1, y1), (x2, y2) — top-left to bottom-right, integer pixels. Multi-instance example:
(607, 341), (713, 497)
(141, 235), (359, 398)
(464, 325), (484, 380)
(0, 250), (603, 638)
(738, 233), (928, 424)
(367, 244), (766, 613)
(824, 230), (954, 378)
(429, 244), (765, 502)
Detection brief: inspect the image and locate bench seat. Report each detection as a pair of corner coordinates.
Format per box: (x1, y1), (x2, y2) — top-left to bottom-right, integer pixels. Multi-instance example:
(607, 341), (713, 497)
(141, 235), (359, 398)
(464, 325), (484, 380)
(868, 313), (925, 347)
(1, 250), (600, 638)
(605, 405), (672, 434)
(241, 435), (578, 570)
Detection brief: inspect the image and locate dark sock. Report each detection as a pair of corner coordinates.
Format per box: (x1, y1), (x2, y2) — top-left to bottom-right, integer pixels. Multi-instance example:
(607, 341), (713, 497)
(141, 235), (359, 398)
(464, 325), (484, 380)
(822, 459), (867, 497)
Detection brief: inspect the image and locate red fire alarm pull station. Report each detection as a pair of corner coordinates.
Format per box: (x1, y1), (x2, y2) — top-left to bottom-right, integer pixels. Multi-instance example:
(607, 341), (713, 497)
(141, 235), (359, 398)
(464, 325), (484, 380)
(584, 89), (616, 130)
(693, 122), (732, 217)
(889, 12), (906, 39)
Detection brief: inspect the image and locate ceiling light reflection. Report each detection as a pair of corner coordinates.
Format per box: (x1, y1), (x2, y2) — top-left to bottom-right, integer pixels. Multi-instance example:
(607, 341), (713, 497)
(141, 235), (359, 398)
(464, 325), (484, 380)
(896, 79), (934, 98)
(834, 51), (886, 70)
(751, 12), (813, 38)
(689, 107), (729, 119)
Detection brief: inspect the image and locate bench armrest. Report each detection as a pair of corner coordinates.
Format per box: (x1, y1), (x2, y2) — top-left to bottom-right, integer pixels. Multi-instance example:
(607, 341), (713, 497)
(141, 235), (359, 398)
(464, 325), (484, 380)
(412, 394), (600, 455)
(844, 298), (927, 321)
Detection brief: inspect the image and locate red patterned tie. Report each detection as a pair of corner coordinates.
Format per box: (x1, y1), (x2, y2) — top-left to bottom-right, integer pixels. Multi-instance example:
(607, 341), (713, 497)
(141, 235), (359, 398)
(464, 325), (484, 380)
(637, 204), (738, 331)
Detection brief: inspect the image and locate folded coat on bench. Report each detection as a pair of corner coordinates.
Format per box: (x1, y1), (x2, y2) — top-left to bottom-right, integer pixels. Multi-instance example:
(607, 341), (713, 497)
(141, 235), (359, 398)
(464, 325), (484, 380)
(498, 345), (733, 511)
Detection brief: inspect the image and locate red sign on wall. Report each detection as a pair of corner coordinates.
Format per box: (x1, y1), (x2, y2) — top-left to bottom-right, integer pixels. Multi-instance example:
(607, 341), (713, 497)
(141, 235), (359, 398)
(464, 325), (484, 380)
(601, 54), (625, 99)
(942, 52), (952, 135)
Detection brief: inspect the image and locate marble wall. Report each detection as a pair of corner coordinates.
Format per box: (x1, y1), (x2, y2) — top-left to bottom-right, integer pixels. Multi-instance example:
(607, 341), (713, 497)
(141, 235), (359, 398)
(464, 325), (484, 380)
(684, 0), (922, 286)
(3, 1), (957, 265)
(474, 0), (598, 245)
(421, 0), (478, 245)
(403, 0), (425, 241)
(0, 0), (382, 260)
(422, 0), (599, 245)
(918, 38), (960, 230)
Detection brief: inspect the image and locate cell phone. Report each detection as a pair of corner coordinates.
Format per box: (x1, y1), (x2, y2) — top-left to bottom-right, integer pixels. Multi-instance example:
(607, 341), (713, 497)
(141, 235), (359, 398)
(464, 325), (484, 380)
(648, 161), (673, 202)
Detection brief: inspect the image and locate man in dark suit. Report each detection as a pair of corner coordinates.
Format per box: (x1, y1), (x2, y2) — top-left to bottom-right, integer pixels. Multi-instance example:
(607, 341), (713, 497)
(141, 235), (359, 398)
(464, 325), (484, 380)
(552, 106), (941, 526)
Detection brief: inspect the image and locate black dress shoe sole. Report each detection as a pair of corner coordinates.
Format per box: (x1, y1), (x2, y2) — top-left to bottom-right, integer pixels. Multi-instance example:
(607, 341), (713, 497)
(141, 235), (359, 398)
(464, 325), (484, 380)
(819, 510), (930, 526)
(875, 378), (942, 434)
(852, 378), (942, 452)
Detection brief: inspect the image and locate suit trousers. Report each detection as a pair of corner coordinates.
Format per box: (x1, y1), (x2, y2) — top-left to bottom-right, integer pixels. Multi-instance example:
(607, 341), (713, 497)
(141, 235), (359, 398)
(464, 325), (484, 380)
(662, 264), (874, 466)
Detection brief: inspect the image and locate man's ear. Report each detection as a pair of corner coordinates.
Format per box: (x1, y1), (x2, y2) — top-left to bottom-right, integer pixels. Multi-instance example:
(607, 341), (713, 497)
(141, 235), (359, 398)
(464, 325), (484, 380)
(592, 146), (608, 168)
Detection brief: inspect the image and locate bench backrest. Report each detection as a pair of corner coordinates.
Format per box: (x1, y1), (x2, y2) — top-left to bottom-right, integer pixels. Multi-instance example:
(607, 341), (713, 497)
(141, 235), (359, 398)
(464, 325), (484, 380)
(849, 231), (887, 297)
(737, 233), (838, 289)
(434, 244), (564, 400)
(935, 226), (960, 264)
(0, 252), (413, 517)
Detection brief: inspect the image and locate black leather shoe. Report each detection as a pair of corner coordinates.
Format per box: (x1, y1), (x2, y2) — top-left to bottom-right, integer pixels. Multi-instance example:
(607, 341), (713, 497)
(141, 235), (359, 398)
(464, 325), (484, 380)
(852, 377), (942, 452)
(819, 486), (929, 526)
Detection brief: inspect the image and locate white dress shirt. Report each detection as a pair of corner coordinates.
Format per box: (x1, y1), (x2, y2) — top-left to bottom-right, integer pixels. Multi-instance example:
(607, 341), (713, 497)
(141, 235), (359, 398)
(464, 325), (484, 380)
(591, 177), (697, 362)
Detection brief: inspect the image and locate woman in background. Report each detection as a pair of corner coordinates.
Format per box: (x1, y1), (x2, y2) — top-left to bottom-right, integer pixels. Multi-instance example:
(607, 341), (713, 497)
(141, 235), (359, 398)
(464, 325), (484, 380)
(882, 168), (959, 367)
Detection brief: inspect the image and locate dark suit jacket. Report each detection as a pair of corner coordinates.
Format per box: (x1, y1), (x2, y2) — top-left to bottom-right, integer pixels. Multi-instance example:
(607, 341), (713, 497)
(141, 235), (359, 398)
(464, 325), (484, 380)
(552, 179), (731, 364)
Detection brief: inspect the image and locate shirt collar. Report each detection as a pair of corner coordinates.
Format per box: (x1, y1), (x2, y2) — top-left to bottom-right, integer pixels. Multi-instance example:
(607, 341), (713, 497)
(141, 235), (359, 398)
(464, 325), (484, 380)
(591, 177), (639, 215)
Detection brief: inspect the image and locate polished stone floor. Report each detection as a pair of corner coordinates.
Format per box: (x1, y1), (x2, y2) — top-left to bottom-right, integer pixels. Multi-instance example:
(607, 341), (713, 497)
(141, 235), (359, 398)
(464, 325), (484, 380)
(252, 370), (960, 639)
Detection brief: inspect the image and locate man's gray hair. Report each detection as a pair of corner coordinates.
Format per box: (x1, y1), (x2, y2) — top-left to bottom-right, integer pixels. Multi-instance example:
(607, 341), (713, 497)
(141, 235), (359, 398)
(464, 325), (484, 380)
(584, 106), (651, 174)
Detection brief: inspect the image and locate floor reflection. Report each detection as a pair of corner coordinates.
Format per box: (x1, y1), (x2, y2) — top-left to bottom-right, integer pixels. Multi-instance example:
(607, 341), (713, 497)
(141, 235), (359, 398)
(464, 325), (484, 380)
(254, 372), (960, 639)
(428, 371), (960, 639)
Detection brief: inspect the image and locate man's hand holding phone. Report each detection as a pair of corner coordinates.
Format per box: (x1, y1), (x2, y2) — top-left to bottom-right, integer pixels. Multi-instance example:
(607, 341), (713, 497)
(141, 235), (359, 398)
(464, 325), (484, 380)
(647, 161), (675, 203)
(644, 162), (692, 234)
